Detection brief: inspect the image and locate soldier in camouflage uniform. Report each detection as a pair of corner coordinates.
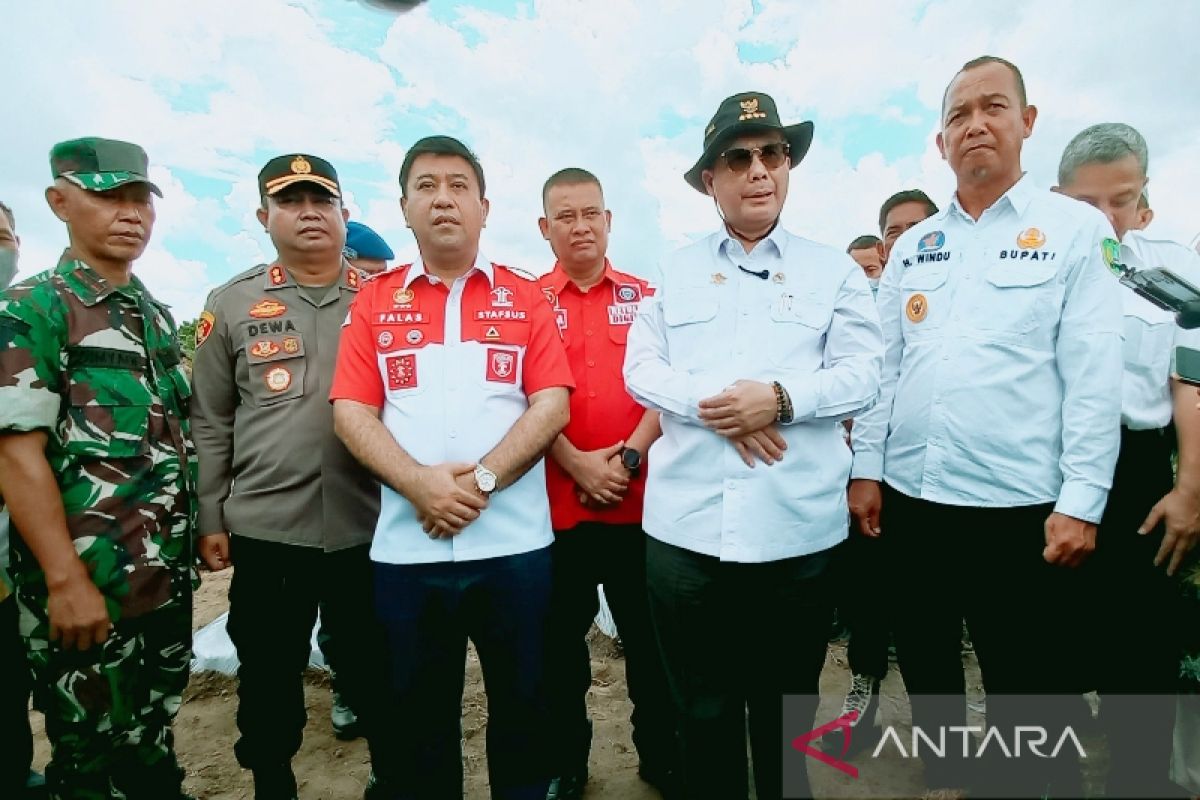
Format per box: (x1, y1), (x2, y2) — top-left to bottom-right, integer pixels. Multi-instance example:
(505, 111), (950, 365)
(0, 199), (46, 800)
(0, 138), (197, 800)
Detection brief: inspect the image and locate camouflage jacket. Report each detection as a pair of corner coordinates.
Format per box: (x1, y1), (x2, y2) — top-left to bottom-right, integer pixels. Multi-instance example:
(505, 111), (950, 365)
(0, 255), (197, 621)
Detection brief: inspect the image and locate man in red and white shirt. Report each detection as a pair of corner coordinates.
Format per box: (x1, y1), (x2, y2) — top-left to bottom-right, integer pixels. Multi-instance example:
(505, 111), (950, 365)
(330, 136), (573, 800)
(535, 169), (675, 800)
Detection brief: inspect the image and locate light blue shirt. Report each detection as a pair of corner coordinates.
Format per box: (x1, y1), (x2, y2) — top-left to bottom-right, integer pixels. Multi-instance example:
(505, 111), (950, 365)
(851, 176), (1123, 523)
(624, 225), (882, 562)
(1117, 231), (1200, 430)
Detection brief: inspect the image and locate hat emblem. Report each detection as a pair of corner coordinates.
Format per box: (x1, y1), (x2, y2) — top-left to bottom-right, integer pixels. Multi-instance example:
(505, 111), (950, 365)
(738, 97), (767, 121)
(290, 156), (312, 175)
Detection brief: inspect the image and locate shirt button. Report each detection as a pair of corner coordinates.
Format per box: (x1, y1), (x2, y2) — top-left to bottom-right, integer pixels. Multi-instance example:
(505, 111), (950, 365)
(587, 359), (595, 367)
(448, 429), (457, 438)
(586, 330), (594, 337)
(588, 390), (597, 398)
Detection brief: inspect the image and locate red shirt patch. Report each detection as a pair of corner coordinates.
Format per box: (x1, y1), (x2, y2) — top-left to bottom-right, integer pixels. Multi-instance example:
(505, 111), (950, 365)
(387, 354), (417, 389)
(486, 348), (518, 384)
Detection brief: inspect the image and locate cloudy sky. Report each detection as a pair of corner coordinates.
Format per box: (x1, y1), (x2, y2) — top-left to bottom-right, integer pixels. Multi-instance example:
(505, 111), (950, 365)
(4, 0), (1199, 321)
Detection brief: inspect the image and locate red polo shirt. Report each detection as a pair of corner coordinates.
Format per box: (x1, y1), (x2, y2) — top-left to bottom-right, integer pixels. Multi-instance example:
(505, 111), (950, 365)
(538, 260), (655, 531)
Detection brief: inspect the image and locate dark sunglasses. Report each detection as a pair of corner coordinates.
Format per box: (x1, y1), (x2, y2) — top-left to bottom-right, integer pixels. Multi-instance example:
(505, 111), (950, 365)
(717, 142), (790, 173)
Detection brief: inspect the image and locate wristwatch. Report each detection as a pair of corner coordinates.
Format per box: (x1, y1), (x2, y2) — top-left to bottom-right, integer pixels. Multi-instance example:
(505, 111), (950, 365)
(474, 464), (498, 495)
(620, 447), (642, 478)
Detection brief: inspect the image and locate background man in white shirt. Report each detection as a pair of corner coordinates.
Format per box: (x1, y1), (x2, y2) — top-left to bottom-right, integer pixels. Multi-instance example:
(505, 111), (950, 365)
(848, 56), (1124, 797)
(625, 91), (882, 800)
(1056, 121), (1200, 799)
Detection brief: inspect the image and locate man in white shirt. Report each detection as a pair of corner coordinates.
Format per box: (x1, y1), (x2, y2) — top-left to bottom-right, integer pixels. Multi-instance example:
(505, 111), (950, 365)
(624, 91), (882, 800)
(1056, 121), (1200, 799)
(849, 56), (1124, 796)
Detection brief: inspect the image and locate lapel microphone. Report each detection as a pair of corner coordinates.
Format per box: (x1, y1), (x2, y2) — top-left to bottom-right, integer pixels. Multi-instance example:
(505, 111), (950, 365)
(737, 265), (769, 280)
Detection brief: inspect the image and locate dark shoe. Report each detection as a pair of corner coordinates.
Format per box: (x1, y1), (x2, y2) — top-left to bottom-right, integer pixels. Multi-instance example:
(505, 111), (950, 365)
(638, 761), (678, 798)
(253, 763), (299, 800)
(21, 769), (47, 800)
(546, 772), (586, 800)
(331, 690), (362, 740)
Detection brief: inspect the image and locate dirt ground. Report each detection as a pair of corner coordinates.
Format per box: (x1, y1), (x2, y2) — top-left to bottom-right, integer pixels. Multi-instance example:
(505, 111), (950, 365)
(28, 569), (1108, 799)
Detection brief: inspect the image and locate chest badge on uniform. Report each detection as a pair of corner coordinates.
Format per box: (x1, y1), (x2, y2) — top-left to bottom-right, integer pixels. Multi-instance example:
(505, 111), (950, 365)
(393, 288), (415, 307)
(264, 366), (292, 393)
(487, 348), (517, 383)
(406, 329), (423, 345)
(711, 273), (727, 285)
(906, 293), (929, 323)
(614, 283), (642, 304)
(491, 286), (515, 308)
(484, 325), (501, 341)
(251, 340), (280, 358)
(1017, 227), (1046, 249)
(555, 308), (568, 334)
(386, 354), (417, 389)
(196, 311), (215, 348)
(542, 287), (558, 308)
(250, 298), (288, 318)
(377, 331), (395, 348)
(282, 336), (300, 354)
(918, 231), (945, 253)
(772, 272), (785, 284)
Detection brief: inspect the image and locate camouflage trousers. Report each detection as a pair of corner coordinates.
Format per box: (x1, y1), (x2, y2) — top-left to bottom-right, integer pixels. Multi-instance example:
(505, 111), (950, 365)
(18, 593), (192, 800)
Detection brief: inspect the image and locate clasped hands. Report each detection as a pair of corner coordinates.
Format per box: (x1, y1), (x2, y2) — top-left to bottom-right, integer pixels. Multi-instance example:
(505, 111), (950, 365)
(698, 379), (786, 468)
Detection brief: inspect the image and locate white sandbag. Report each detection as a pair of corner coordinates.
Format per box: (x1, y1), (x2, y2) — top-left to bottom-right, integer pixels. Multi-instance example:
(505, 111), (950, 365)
(594, 585), (618, 639)
(191, 610), (327, 674)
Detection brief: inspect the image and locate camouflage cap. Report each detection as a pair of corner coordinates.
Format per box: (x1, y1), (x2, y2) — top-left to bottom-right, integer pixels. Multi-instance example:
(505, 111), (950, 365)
(50, 137), (163, 197)
(258, 154), (341, 198)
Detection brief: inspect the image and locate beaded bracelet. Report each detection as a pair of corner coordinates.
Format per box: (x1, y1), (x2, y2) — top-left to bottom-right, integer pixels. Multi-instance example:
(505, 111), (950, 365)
(772, 380), (794, 424)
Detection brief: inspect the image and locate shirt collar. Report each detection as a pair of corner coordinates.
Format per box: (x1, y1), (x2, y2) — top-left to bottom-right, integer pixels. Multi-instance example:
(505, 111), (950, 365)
(404, 251), (494, 289)
(946, 172), (1036, 222)
(57, 250), (156, 308)
(546, 259), (618, 294)
(713, 222), (788, 260)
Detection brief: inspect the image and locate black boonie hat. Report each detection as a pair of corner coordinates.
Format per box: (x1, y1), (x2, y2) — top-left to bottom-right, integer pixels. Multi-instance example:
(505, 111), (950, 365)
(50, 137), (163, 196)
(684, 92), (814, 194)
(258, 154), (341, 198)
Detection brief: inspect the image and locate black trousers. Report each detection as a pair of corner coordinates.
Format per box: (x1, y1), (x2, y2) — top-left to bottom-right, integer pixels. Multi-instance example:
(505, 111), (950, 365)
(646, 537), (832, 800)
(1087, 427), (1184, 799)
(372, 548), (553, 800)
(837, 531), (892, 680)
(545, 522), (676, 775)
(0, 595), (34, 798)
(884, 484), (1087, 797)
(226, 536), (388, 771)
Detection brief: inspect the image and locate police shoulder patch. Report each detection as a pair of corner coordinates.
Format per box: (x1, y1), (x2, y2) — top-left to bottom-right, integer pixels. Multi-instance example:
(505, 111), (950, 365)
(195, 311), (216, 348)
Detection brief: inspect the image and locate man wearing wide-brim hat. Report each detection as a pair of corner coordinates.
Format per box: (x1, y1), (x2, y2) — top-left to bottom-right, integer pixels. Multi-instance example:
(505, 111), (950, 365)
(624, 92), (883, 799)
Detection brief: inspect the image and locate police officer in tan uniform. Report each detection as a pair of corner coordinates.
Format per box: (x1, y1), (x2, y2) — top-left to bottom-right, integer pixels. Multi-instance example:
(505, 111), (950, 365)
(190, 154), (388, 800)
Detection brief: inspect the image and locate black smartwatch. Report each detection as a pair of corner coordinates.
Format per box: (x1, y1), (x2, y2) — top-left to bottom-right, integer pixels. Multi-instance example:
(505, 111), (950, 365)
(620, 447), (642, 478)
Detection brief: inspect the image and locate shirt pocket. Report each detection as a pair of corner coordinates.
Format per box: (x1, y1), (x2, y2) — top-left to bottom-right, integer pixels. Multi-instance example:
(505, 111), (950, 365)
(1123, 296), (1175, 379)
(767, 295), (827, 366)
(974, 262), (1058, 340)
(245, 334), (306, 406)
(63, 347), (154, 460)
(899, 264), (950, 341)
(662, 289), (720, 371)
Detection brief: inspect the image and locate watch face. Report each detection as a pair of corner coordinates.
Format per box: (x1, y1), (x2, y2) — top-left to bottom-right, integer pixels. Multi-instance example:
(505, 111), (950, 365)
(476, 468), (497, 492)
(622, 448), (641, 470)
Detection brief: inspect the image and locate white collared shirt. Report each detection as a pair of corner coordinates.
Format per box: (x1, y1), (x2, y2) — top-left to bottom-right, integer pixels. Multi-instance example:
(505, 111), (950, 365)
(1118, 230), (1200, 430)
(851, 176), (1123, 523)
(623, 225), (882, 562)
